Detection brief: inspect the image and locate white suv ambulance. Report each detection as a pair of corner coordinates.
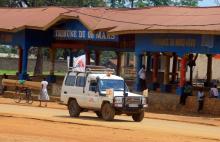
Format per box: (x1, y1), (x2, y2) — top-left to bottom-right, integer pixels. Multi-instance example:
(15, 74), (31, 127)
(60, 66), (148, 122)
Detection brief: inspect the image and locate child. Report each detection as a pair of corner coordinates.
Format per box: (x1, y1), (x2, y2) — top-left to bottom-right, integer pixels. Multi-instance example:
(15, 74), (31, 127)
(197, 88), (204, 112)
(39, 78), (50, 107)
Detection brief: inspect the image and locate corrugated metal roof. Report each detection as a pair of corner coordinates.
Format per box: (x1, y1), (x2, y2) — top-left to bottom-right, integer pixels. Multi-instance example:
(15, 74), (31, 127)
(1, 6), (220, 35)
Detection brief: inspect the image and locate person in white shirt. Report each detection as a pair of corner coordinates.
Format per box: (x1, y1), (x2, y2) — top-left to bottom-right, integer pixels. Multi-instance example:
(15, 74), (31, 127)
(138, 65), (146, 91)
(197, 88), (204, 112)
(210, 85), (219, 98)
(39, 78), (50, 107)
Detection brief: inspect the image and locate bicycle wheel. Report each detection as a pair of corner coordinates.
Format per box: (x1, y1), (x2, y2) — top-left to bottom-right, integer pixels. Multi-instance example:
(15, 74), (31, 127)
(14, 90), (22, 103)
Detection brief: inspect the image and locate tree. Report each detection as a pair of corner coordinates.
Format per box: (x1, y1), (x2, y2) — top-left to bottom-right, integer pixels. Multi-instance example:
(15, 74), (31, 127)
(215, 0), (220, 6)
(108, 0), (201, 8)
(33, 48), (43, 76)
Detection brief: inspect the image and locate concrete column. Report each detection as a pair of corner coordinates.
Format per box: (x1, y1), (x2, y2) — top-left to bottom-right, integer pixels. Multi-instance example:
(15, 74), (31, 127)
(171, 53), (178, 83)
(164, 55), (170, 84)
(146, 53), (152, 72)
(206, 54), (212, 86)
(18, 47), (23, 74)
(19, 47), (29, 80)
(142, 53), (147, 67)
(152, 53), (159, 83)
(120, 52), (125, 76)
(95, 50), (101, 66)
(49, 48), (56, 75)
(133, 53), (136, 69)
(179, 55), (187, 87)
(69, 49), (73, 68)
(85, 49), (90, 65)
(116, 52), (121, 76)
(135, 53), (143, 91)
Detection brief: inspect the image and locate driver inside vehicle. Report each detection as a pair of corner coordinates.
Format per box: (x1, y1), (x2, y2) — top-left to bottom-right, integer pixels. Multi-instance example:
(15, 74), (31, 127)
(89, 81), (98, 92)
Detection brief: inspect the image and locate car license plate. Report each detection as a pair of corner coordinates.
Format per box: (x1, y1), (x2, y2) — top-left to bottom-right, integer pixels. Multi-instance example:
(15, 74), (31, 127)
(129, 104), (138, 107)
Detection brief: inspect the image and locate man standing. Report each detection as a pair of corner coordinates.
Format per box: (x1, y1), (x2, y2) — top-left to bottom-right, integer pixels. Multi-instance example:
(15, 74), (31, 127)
(39, 78), (50, 107)
(138, 65), (146, 92)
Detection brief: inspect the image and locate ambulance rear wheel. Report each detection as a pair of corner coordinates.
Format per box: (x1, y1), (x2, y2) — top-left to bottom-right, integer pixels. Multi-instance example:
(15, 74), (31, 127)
(68, 99), (81, 117)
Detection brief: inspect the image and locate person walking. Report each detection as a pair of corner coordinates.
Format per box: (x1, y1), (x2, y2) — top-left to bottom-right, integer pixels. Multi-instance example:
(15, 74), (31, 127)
(39, 78), (50, 107)
(138, 65), (146, 92)
(197, 88), (204, 112)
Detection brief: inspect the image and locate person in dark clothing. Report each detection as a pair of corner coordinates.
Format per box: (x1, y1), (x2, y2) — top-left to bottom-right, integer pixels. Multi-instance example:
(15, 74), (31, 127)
(1, 73), (8, 94)
(180, 82), (193, 105)
(197, 88), (205, 112)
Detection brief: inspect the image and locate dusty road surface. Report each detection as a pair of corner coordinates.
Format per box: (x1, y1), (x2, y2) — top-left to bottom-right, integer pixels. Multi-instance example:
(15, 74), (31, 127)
(0, 103), (220, 142)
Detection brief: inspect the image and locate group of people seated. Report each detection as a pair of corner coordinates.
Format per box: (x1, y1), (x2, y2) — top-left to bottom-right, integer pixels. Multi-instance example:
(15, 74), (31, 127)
(180, 82), (219, 112)
(210, 85), (219, 98)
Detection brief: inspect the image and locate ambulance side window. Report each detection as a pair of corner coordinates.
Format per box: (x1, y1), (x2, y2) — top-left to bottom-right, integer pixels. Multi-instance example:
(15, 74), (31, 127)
(76, 76), (86, 87)
(89, 81), (97, 92)
(65, 75), (76, 86)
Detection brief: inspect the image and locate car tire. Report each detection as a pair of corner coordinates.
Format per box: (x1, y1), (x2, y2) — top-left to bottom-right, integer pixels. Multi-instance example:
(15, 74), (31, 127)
(95, 111), (102, 118)
(101, 103), (115, 121)
(132, 110), (144, 122)
(68, 99), (81, 117)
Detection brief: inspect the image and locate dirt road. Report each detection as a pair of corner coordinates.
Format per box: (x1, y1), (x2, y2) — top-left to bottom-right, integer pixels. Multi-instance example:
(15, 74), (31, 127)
(0, 103), (220, 142)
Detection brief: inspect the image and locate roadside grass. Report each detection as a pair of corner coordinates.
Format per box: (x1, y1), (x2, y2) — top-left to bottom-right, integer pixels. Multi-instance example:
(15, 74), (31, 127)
(0, 70), (65, 76)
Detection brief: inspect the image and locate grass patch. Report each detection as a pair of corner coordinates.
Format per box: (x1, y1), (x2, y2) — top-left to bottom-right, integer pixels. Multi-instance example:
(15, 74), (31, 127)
(0, 70), (65, 76)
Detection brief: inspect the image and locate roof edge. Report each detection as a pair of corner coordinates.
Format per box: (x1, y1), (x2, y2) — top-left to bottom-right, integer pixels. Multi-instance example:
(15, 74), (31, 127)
(108, 29), (220, 35)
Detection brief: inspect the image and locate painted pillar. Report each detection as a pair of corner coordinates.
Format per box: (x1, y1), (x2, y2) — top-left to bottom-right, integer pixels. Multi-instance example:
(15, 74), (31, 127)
(19, 46), (29, 80)
(120, 52), (125, 76)
(69, 49), (73, 68)
(126, 52), (130, 67)
(152, 53), (159, 83)
(179, 55), (187, 87)
(85, 49), (90, 65)
(49, 48), (56, 75)
(18, 47), (23, 74)
(171, 53), (178, 83)
(164, 55), (170, 84)
(116, 52), (121, 76)
(206, 54), (212, 86)
(146, 53), (151, 72)
(95, 50), (101, 66)
(133, 53), (136, 69)
(135, 53), (143, 91)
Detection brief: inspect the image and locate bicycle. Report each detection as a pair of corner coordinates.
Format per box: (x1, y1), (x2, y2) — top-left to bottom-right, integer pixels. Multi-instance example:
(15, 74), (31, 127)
(14, 87), (33, 104)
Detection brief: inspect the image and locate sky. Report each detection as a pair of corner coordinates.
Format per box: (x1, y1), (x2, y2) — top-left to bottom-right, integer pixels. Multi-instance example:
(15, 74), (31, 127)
(199, 0), (218, 7)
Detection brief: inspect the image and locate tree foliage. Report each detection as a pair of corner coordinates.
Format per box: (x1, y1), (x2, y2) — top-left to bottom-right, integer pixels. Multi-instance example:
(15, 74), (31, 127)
(0, 0), (200, 8)
(0, 0), (106, 7)
(108, 0), (200, 8)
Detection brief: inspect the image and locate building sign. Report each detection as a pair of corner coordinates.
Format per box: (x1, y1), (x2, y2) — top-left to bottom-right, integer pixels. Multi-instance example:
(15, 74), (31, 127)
(54, 30), (117, 41)
(153, 38), (196, 48)
(0, 33), (13, 44)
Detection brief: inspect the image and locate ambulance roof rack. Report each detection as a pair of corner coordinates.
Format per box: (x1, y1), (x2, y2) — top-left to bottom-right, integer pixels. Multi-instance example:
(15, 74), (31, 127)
(85, 65), (115, 74)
